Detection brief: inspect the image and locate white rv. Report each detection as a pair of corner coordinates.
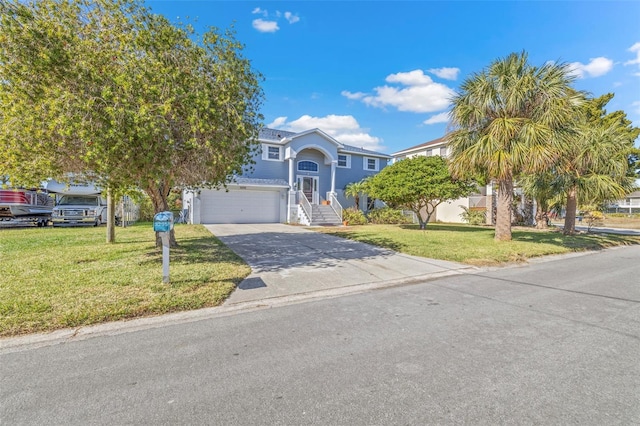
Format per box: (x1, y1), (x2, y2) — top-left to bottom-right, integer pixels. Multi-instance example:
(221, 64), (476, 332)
(45, 181), (107, 227)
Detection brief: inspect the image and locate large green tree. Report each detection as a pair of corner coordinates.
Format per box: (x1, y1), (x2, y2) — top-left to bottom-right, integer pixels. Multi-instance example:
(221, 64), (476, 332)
(448, 51), (582, 241)
(0, 0), (263, 245)
(366, 156), (475, 229)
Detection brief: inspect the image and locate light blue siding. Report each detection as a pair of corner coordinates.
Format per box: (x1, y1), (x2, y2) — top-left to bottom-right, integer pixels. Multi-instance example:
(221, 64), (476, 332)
(238, 131), (389, 198)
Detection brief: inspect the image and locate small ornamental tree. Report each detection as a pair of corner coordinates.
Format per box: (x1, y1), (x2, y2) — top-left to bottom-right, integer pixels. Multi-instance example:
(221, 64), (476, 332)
(366, 156), (475, 229)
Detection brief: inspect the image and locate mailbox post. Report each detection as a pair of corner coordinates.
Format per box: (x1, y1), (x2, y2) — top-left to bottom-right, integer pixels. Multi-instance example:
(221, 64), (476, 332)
(153, 211), (174, 283)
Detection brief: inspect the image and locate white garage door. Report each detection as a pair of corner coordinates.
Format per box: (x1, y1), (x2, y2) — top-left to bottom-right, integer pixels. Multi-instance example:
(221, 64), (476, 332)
(200, 188), (281, 224)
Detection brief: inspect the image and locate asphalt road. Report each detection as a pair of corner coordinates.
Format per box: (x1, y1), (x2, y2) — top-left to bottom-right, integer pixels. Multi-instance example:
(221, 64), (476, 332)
(2, 245), (639, 425)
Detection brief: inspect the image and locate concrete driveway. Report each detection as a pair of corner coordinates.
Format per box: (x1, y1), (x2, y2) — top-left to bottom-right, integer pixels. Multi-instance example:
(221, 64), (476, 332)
(205, 224), (475, 306)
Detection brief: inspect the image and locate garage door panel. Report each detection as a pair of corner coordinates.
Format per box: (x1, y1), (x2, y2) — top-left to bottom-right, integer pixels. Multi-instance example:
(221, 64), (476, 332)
(200, 189), (280, 224)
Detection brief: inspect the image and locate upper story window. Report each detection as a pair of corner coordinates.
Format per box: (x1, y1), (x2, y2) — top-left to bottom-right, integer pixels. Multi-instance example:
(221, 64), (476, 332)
(297, 160), (319, 172)
(425, 148), (433, 156)
(262, 144), (283, 162)
(364, 156), (378, 171)
(337, 154), (351, 168)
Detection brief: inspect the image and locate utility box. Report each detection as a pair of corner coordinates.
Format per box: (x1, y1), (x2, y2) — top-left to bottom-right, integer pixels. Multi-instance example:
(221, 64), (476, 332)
(153, 211), (174, 232)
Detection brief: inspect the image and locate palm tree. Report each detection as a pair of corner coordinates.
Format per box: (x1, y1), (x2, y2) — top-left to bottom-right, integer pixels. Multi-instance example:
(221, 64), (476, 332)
(556, 122), (636, 234)
(448, 51), (581, 241)
(555, 95), (639, 234)
(520, 172), (557, 229)
(344, 180), (366, 210)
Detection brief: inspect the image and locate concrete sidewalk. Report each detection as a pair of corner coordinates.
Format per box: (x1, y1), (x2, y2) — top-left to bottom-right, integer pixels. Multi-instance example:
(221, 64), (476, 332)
(205, 224), (476, 306)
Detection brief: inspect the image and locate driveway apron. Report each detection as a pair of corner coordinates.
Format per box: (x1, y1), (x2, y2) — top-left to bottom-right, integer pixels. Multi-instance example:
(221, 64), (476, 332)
(205, 224), (474, 306)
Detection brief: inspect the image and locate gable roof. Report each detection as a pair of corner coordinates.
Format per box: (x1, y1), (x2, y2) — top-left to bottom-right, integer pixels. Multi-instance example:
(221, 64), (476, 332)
(340, 144), (391, 159)
(392, 136), (448, 157)
(258, 128), (297, 142)
(258, 127), (391, 158)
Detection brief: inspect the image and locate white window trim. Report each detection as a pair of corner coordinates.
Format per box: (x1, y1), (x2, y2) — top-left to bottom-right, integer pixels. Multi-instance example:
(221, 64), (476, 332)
(337, 154), (351, 169)
(262, 144), (283, 162)
(363, 156), (378, 171)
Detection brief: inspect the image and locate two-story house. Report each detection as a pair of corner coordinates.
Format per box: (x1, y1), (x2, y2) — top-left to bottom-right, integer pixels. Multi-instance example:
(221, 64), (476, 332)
(185, 127), (391, 225)
(392, 136), (492, 224)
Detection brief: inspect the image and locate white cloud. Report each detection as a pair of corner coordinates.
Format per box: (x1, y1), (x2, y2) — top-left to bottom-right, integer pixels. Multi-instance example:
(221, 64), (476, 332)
(341, 90), (366, 100)
(423, 112), (450, 125)
(625, 42), (640, 72)
(568, 57), (614, 78)
(284, 11), (300, 24)
(386, 70), (433, 86)
(362, 82), (454, 113)
(252, 19), (279, 33)
(428, 67), (460, 80)
(267, 116), (288, 128)
(345, 69), (455, 113)
(251, 8), (299, 32)
(632, 101), (640, 115)
(252, 7), (268, 17)
(267, 115), (384, 151)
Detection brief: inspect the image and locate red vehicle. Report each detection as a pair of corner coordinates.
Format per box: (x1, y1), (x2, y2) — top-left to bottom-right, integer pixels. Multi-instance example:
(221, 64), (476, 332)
(0, 188), (53, 226)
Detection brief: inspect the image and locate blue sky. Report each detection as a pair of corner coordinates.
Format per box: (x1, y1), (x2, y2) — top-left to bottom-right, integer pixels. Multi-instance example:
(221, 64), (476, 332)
(147, 1), (640, 155)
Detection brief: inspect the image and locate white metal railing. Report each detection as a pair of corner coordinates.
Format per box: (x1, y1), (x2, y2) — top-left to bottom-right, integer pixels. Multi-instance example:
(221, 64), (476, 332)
(329, 192), (343, 222)
(298, 190), (312, 223)
(614, 201), (640, 207)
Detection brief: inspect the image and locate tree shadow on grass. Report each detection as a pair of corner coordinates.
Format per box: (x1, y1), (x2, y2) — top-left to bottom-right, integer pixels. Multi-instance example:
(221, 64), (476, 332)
(399, 223), (494, 233)
(139, 236), (247, 267)
(512, 228), (640, 251)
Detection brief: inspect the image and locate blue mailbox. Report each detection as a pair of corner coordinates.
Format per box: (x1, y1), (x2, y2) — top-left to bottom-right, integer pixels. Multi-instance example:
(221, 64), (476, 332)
(153, 211), (174, 232)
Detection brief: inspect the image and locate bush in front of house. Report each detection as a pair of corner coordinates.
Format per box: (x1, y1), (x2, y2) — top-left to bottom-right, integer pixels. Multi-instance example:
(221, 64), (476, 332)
(342, 207), (367, 225)
(460, 206), (486, 225)
(367, 207), (411, 224)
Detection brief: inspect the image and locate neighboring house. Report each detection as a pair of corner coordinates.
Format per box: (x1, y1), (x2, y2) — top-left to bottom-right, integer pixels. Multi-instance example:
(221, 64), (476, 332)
(392, 136), (492, 224)
(607, 190), (640, 214)
(185, 127), (391, 225)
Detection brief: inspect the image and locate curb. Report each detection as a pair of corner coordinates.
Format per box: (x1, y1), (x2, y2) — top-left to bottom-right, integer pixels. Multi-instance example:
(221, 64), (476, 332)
(0, 267), (475, 354)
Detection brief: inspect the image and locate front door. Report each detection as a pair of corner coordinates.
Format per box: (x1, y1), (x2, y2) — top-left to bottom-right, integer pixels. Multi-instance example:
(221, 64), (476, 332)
(298, 176), (319, 204)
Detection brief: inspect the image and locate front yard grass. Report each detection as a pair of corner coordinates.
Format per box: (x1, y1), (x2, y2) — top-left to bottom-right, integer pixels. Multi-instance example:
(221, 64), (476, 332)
(0, 224), (250, 337)
(316, 223), (640, 266)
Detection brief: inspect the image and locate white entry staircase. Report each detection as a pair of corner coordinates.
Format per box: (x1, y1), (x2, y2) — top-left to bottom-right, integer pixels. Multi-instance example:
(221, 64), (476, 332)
(310, 204), (342, 226)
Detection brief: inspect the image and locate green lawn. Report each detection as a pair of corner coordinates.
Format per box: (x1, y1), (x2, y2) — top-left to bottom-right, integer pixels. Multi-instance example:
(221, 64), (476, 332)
(316, 223), (640, 266)
(0, 224), (250, 337)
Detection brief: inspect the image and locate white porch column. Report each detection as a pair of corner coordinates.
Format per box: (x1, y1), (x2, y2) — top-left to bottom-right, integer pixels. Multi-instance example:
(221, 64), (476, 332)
(286, 150), (297, 223)
(288, 157), (295, 189)
(330, 160), (337, 195)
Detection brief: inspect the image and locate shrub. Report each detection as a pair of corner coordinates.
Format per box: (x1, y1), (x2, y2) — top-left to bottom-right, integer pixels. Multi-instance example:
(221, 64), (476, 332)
(342, 207), (367, 225)
(367, 207), (411, 224)
(579, 205), (605, 232)
(460, 206), (486, 225)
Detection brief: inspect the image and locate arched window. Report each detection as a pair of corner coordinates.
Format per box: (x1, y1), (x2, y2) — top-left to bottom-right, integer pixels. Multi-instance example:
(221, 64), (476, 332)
(297, 161), (319, 172)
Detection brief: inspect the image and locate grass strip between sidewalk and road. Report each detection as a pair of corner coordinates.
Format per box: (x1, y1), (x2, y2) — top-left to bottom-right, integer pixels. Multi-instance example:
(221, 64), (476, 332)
(0, 224), (250, 337)
(315, 223), (640, 266)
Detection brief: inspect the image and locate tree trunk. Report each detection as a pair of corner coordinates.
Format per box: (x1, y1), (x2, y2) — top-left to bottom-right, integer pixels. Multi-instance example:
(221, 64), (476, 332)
(563, 185), (578, 235)
(534, 197), (549, 230)
(414, 207), (427, 230)
(495, 178), (513, 241)
(534, 209), (548, 229)
(145, 180), (178, 248)
(106, 188), (116, 243)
